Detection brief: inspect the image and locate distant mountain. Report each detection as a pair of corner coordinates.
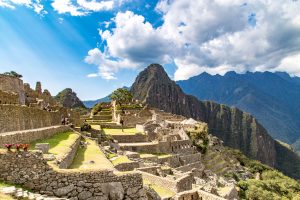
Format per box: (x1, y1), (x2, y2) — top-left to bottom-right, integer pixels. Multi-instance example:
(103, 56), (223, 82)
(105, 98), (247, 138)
(54, 88), (86, 108)
(177, 71), (300, 153)
(83, 96), (110, 108)
(83, 86), (130, 108)
(130, 64), (300, 179)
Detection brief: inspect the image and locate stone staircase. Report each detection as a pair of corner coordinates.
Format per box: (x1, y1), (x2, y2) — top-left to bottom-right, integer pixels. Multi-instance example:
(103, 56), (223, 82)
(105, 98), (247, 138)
(0, 186), (67, 200)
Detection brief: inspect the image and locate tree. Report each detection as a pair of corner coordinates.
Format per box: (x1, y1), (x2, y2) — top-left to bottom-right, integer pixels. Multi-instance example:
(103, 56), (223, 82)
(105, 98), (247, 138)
(109, 88), (133, 109)
(3, 71), (22, 78)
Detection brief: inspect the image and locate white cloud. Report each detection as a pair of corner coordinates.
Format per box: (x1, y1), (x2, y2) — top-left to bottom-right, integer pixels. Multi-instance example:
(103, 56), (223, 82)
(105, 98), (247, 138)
(276, 54), (300, 76)
(85, 11), (173, 79)
(0, 0), (45, 14)
(51, 0), (115, 16)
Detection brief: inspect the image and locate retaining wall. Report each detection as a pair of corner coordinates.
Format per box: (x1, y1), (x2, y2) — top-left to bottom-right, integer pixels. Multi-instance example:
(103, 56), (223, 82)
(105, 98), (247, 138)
(58, 134), (81, 169)
(0, 125), (70, 146)
(0, 151), (147, 200)
(111, 134), (148, 143)
(114, 161), (140, 171)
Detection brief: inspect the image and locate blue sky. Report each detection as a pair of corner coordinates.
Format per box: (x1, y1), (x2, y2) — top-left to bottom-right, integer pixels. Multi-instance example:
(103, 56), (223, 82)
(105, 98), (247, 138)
(1, 0), (300, 100)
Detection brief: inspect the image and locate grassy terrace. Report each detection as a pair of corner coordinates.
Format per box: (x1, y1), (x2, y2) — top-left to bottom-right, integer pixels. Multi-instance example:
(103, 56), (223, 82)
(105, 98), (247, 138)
(70, 138), (113, 170)
(30, 131), (80, 157)
(143, 178), (175, 198)
(140, 153), (171, 158)
(103, 128), (143, 135)
(111, 156), (132, 166)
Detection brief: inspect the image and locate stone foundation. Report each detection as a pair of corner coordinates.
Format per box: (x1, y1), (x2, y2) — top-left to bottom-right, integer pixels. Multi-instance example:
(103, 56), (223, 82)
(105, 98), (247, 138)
(0, 151), (147, 200)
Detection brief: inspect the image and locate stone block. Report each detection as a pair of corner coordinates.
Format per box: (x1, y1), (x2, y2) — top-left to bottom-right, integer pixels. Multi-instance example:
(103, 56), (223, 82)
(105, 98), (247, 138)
(35, 143), (50, 154)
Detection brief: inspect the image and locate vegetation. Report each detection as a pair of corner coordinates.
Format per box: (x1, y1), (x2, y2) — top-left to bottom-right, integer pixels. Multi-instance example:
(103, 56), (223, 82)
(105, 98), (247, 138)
(109, 88), (133, 108)
(2, 71), (22, 78)
(238, 170), (300, 200)
(80, 123), (91, 131)
(70, 138), (113, 170)
(143, 178), (175, 198)
(187, 125), (209, 153)
(111, 156), (131, 165)
(30, 131), (80, 156)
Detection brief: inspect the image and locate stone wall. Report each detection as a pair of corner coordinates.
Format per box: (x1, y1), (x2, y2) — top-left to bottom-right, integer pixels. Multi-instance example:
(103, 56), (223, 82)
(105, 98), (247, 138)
(172, 189), (226, 200)
(0, 151), (147, 200)
(0, 74), (25, 105)
(114, 161), (140, 171)
(0, 105), (61, 133)
(58, 134), (81, 169)
(0, 105), (80, 133)
(175, 161), (203, 173)
(139, 171), (192, 193)
(111, 134), (148, 143)
(0, 90), (19, 105)
(0, 126), (70, 146)
(179, 153), (201, 165)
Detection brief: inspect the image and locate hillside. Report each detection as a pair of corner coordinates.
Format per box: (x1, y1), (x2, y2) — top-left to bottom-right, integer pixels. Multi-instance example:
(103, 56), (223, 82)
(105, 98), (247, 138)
(177, 71), (300, 154)
(130, 64), (300, 179)
(54, 88), (86, 109)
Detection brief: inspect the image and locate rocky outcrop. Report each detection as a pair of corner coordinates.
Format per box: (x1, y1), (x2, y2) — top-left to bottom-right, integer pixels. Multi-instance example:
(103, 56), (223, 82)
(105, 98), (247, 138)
(55, 88), (86, 108)
(130, 64), (300, 179)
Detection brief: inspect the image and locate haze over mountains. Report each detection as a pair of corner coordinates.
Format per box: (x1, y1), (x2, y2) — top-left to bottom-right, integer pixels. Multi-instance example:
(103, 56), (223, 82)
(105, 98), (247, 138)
(177, 71), (300, 154)
(130, 64), (300, 179)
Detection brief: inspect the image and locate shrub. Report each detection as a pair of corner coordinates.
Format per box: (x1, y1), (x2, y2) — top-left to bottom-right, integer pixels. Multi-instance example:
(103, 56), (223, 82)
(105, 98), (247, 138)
(4, 144), (13, 151)
(81, 123), (91, 131)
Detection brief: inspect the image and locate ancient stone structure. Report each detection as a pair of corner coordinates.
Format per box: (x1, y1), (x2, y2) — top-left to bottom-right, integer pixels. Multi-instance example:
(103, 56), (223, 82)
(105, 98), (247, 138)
(0, 74), (25, 105)
(0, 151), (147, 200)
(0, 90), (18, 105)
(0, 126), (70, 146)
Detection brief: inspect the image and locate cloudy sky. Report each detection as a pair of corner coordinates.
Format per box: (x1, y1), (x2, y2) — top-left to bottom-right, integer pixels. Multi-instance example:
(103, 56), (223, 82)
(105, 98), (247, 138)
(1, 0), (300, 100)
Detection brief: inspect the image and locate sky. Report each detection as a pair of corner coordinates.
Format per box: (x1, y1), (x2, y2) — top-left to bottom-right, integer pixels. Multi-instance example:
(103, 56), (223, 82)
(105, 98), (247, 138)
(1, 0), (300, 100)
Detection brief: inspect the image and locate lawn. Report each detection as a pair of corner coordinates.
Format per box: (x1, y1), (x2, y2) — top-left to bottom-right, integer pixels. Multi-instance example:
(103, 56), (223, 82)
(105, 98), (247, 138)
(30, 131), (80, 157)
(143, 178), (175, 198)
(111, 156), (132, 166)
(69, 138), (113, 170)
(103, 128), (143, 135)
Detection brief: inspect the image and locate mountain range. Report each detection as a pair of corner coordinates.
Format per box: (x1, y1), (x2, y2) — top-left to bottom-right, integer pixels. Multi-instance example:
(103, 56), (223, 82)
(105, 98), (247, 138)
(177, 71), (300, 155)
(130, 64), (300, 179)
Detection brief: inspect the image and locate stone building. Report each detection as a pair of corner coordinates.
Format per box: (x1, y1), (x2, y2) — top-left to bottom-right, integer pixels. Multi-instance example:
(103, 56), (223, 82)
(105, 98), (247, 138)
(0, 74), (25, 104)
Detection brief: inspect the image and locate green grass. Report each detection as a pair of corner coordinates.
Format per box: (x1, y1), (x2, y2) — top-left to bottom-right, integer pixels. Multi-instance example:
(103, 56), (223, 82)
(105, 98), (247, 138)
(143, 178), (175, 198)
(103, 128), (143, 135)
(140, 153), (171, 158)
(111, 156), (132, 166)
(30, 131), (80, 157)
(70, 138), (113, 170)
(107, 153), (117, 159)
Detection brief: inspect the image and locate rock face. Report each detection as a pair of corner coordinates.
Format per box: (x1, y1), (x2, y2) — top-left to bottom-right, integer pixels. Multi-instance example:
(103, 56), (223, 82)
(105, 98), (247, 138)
(55, 88), (86, 108)
(131, 64), (300, 179)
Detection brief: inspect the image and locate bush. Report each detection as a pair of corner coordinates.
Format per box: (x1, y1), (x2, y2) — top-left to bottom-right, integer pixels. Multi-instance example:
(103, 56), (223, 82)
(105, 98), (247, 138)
(81, 123), (91, 131)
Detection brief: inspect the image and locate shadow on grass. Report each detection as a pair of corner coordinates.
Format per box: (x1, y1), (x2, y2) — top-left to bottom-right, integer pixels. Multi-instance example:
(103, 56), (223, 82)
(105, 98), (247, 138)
(69, 144), (87, 169)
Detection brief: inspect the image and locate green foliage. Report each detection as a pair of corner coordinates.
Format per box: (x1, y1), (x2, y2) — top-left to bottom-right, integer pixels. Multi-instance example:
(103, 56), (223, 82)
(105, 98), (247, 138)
(92, 103), (103, 115)
(238, 170), (300, 200)
(80, 123), (91, 131)
(187, 126), (209, 153)
(226, 148), (270, 174)
(2, 71), (22, 78)
(109, 88), (133, 107)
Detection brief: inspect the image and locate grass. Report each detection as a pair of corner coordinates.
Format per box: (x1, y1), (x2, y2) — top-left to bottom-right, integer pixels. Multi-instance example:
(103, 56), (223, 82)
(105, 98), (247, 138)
(107, 153), (117, 159)
(70, 138), (113, 170)
(111, 156), (132, 166)
(103, 128), (143, 135)
(30, 131), (80, 157)
(143, 178), (175, 198)
(140, 153), (171, 158)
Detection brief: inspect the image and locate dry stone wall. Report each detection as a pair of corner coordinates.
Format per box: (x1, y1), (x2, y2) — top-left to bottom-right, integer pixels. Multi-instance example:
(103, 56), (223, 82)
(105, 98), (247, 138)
(0, 151), (147, 200)
(57, 134), (81, 169)
(0, 90), (19, 105)
(112, 134), (148, 143)
(0, 105), (61, 133)
(0, 125), (70, 146)
(0, 75), (25, 105)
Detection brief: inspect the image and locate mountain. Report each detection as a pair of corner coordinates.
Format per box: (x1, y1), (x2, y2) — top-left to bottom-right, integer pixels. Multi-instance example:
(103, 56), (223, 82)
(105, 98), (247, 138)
(130, 64), (300, 179)
(83, 96), (110, 108)
(54, 88), (86, 108)
(83, 86), (130, 108)
(177, 71), (300, 154)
